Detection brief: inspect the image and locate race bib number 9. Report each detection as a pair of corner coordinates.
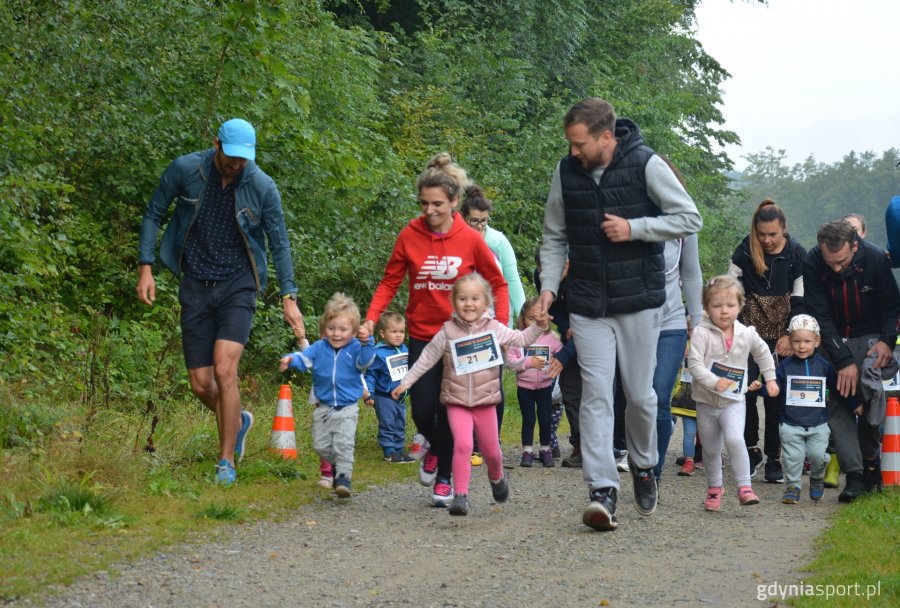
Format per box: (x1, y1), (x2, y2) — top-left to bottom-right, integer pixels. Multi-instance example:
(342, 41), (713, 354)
(786, 375), (826, 407)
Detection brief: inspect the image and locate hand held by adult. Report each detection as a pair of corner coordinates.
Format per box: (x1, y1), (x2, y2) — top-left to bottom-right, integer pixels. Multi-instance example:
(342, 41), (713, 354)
(537, 290), (555, 319)
(283, 298), (304, 339)
(774, 335), (793, 358)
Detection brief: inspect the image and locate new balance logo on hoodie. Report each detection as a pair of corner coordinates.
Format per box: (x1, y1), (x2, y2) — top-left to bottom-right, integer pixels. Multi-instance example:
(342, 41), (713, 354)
(414, 255), (462, 290)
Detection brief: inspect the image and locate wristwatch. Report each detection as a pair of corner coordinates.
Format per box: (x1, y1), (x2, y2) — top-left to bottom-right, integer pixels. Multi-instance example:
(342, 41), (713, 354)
(283, 293), (298, 302)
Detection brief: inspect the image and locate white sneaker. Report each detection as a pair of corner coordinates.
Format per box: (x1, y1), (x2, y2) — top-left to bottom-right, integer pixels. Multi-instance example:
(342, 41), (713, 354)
(616, 450), (629, 472)
(317, 476), (334, 489)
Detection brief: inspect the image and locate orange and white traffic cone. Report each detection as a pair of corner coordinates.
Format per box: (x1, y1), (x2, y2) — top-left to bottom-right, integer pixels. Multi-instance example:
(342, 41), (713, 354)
(270, 384), (298, 459)
(882, 396), (900, 486)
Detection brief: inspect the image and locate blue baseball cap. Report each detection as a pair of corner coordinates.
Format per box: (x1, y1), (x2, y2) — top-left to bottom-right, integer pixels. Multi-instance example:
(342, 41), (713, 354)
(218, 118), (256, 161)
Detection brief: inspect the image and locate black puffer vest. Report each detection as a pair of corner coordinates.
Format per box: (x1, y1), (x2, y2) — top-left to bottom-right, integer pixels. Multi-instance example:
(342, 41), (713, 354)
(560, 119), (665, 318)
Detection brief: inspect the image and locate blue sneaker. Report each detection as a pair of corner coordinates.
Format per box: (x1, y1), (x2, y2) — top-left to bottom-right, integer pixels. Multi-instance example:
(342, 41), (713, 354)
(235, 410), (254, 463)
(809, 479), (825, 502)
(215, 459), (236, 486)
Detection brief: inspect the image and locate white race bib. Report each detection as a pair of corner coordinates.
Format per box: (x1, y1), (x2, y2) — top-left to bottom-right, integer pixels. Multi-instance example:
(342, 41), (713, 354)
(786, 375), (826, 407)
(710, 361), (746, 401)
(524, 344), (551, 371)
(386, 352), (408, 383)
(450, 331), (503, 376)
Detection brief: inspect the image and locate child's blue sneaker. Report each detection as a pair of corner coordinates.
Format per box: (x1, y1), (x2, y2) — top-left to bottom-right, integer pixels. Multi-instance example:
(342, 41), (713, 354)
(809, 479), (825, 502)
(215, 459), (236, 486)
(234, 410), (254, 463)
(782, 484), (800, 504)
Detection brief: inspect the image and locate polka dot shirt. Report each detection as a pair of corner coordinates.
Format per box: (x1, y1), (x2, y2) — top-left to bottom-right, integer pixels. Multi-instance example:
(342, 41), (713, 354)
(183, 163), (251, 281)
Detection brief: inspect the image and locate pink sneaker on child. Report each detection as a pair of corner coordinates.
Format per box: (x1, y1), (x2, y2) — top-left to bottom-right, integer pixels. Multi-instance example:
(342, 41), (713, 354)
(704, 486), (723, 511)
(318, 460), (334, 489)
(737, 485), (760, 505)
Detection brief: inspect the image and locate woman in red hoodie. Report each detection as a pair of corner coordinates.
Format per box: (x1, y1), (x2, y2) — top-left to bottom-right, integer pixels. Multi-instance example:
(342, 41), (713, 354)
(364, 153), (510, 507)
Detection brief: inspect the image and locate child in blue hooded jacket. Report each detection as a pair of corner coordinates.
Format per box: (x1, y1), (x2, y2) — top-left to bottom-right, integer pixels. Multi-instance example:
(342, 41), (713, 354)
(365, 311), (415, 463)
(280, 293), (375, 497)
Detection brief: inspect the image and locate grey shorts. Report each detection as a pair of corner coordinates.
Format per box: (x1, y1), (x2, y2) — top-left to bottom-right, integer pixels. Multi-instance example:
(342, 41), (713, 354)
(179, 270), (257, 369)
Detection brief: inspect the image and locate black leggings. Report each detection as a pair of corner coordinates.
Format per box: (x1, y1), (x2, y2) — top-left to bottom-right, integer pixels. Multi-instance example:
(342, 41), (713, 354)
(408, 338), (453, 480)
(518, 385), (553, 446)
(744, 339), (781, 459)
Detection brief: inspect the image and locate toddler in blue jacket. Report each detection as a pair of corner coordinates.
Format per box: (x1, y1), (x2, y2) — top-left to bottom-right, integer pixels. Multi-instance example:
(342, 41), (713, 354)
(280, 293), (375, 497)
(364, 312), (416, 463)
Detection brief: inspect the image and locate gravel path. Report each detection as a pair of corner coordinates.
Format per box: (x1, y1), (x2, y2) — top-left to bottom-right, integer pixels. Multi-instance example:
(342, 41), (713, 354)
(15, 429), (839, 608)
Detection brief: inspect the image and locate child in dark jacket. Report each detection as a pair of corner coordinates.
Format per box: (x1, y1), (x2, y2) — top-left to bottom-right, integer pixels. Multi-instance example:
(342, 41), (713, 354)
(280, 293), (375, 498)
(776, 314), (836, 503)
(365, 312), (415, 463)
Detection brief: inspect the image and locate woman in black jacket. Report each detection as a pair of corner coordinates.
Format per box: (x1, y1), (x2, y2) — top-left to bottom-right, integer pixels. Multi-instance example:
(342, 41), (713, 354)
(728, 198), (806, 483)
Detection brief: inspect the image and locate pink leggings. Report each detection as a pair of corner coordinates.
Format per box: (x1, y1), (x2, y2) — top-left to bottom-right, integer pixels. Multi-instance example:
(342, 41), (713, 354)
(446, 403), (503, 495)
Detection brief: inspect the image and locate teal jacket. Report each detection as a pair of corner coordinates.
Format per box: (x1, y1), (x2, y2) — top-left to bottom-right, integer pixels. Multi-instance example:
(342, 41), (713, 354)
(138, 149), (297, 296)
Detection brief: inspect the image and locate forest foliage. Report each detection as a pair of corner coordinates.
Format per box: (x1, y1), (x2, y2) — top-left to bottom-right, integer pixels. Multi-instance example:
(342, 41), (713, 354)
(0, 0), (770, 415)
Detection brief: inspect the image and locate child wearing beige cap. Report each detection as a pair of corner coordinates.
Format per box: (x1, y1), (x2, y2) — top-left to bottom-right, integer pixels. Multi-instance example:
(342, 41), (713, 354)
(775, 314), (836, 503)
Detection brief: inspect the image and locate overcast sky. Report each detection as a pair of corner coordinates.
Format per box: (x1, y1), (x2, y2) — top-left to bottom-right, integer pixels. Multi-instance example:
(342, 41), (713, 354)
(694, 0), (900, 170)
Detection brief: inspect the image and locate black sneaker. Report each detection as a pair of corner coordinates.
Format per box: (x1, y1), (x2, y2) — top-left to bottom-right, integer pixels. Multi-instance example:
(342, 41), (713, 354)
(839, 471), (865, 503)
(448, 494), (469, 516)
(562, 445), (582, 468)
(629, 457), (658, 516)
(764, 458), (785, 484)
(490, 471), (509, 503)
(748, 447), (764, 479)
(388, 452), (416, 464)
(582, 487), (618, 531)
(863, 460), (883, 494)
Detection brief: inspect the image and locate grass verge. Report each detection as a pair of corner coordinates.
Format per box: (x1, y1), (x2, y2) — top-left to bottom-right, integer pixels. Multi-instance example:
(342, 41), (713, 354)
(0, 380), (428, 603)
(787, 488), (899, 607)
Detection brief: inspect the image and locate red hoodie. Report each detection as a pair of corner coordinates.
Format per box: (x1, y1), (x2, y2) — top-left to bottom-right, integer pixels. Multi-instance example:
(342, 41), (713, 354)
(366, 212), (510, 341)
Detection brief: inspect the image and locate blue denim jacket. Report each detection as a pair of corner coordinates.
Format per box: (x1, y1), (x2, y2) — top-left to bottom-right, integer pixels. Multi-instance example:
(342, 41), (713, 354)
(138, 149), (297, 296)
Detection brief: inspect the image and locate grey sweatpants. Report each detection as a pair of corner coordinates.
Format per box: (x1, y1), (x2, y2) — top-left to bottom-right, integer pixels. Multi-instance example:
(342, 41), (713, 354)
(312, 404), (359, 479)
(572, 308), (661, 491)
(825, 335), (882, 474)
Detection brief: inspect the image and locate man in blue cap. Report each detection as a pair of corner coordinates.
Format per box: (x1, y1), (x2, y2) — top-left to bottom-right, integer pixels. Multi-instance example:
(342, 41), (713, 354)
(136, 118), (304, 485)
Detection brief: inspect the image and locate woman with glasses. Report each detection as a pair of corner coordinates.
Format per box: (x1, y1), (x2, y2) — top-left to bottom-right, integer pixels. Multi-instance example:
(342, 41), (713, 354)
(461, 185), (526, 324)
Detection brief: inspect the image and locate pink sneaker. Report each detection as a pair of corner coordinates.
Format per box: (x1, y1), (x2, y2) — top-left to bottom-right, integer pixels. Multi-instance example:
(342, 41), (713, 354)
(737, 485), (760, 505)
(419, 451), (438, 486)
(704, 486), (723, 511)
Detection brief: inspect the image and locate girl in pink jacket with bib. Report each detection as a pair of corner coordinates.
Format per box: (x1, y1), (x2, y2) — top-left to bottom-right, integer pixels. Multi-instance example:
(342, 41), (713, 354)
(393, 273), (548, 516)
(507, 297), (564, 468)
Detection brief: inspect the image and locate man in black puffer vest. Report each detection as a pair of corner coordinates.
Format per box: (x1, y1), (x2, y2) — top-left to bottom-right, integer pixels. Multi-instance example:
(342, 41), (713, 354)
(538, 98), (702, 531)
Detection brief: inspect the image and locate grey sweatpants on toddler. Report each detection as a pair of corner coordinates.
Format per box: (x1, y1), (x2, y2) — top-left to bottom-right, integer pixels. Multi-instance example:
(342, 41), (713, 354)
(312, 404), (358, 479)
